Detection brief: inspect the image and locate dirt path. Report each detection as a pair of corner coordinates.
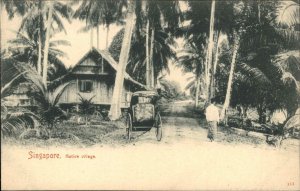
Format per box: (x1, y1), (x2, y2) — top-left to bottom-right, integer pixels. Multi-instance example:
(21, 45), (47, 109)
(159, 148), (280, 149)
(102, 100), (208, 145)
(103, 100), (299, 151)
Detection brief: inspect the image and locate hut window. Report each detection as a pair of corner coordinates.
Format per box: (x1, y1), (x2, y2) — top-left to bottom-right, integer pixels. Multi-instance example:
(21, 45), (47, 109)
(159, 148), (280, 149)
(20, 99), (30, 105)
(79, 80), (93, 92)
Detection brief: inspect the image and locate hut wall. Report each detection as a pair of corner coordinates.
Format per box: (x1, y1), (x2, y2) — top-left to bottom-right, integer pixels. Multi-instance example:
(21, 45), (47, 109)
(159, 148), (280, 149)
(58, 78), (132, 108)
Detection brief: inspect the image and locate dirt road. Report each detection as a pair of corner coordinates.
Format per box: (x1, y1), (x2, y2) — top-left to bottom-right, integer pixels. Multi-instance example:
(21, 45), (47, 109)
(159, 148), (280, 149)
(127, 100), (208, 145)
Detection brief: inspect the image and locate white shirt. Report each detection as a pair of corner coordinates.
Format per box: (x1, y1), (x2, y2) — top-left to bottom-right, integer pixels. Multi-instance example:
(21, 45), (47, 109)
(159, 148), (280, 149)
(205, 104), (220, 122)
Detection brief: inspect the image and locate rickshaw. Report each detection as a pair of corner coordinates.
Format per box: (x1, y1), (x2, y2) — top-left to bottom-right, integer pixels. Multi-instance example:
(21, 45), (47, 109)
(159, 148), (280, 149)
(125, 90), (162, 141)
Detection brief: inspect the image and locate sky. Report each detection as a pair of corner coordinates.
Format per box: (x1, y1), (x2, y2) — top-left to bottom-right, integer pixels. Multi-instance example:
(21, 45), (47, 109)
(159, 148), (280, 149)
(0, 1), (192, 92)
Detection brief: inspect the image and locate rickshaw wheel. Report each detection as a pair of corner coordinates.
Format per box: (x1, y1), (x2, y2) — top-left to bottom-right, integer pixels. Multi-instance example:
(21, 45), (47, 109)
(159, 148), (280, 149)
(155, 113), (162, 141)
(126, 113), (132, 140)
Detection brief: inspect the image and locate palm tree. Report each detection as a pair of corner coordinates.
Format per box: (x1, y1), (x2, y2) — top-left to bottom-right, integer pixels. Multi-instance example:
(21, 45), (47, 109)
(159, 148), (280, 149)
(1, 61), (38, 138)
(109, 0), (136, 120)
(276, 0), (300, 48)
(109, 28), (177, 87)
(105, 2), (180, 119)
(177, 41), (204, 107)
(1, 56), (71, 129)
(220, 33), (240, 120)
(1, 57), (29, 99)
(7, 31), (70, 81)
(220, 0), (299, 121)
(204, 0), (216, 101)
(220, 0), (265, 120)
(232, 51), (300, 123)
(19, 64), (72, 129)
(3, 0), (73, 81)
(41, 1), (73, 87)
(73, 0), (126, 49)
(182, 1), (236, 102)
(142, 0), (182, 88)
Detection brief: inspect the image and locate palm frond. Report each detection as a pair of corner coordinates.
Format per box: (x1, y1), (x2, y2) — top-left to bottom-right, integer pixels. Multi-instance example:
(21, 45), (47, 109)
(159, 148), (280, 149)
(284, 108), (300, 130)
(277, 1), (299, 27)
(1, 109), (39, 138)
(52, 82), (73, 106)
(1, 71), (28, 98)
(185, 78), (196, 90)
(49, 40), (71, 47)
(238, 63), (272, 85)
(52, 10), (67, 34)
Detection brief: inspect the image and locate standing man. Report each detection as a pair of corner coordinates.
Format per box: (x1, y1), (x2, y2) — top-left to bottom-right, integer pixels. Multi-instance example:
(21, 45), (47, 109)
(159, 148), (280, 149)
(205, 98), (220, 141)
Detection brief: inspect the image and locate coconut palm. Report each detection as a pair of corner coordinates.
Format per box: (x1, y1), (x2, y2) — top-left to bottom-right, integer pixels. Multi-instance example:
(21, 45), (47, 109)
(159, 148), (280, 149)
(232, 52), (300, 123)
(219, 0), (282, 120)
(1, 57), (73, 140)
(229, 2), (299, 121)
(176, 40), (205, 106)
(141, 0), (182, 88)
(41, 1), (73, 87)
(1, 58), (38, 138)
(109, 0), (136, 120)
(108, 26), (177, 86)
(1, 104), (40, 139)
(177, 1), (235, 104)
(21, 65), (72, 129)
(73, 0), (127, 49)
(276, 0), (300, 46)
(7, 31), (70, 81)
(216, 0), (300, 122)
(2, 0), (73, 82)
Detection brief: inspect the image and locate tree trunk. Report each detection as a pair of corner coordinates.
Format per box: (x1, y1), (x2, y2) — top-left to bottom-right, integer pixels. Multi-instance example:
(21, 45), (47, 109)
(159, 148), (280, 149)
(195, 63), (202, 107)
(149, 27), (155, 88)
(220, 34), (240, 120)
(109, 0), (136, 120)
(37, 28), (42, 75)
(213, 31), (221, 76)
(90, 27), (93, 49)
(195, 73), (200, 107)
(97, 25), (99, 49)
(257, 104), (267, 124)
(210, 31), (220, 98)
(206, 0), (216, 102)
(146, 19), (150, 88)
(258, 0), (261, 24)
(42, 2), (53, 88)
(37, 0), (42, 76)
(106, 25), (110, 49)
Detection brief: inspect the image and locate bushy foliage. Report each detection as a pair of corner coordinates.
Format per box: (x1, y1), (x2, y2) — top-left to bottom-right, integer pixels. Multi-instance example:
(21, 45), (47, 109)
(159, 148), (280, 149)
(26, 76), (70, 129)
(159, 79), (182, 99)
(78, 94), (95, 116)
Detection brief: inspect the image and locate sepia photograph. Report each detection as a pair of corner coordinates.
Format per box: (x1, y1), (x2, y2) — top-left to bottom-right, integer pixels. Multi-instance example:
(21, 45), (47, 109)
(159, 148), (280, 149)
(1, 0), (299, 190)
